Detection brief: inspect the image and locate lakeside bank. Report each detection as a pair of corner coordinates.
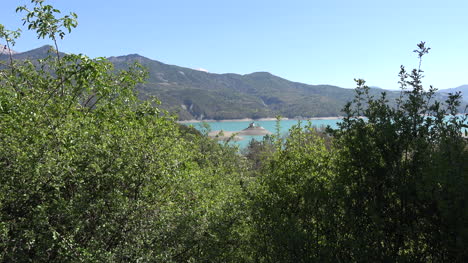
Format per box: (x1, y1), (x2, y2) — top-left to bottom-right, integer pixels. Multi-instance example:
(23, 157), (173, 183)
(177, 116), (344, 124)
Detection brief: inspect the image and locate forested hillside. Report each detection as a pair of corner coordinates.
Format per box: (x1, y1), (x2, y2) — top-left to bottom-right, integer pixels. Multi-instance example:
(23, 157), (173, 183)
(1, 1), (467, 262)
(4, 46), (462, 121)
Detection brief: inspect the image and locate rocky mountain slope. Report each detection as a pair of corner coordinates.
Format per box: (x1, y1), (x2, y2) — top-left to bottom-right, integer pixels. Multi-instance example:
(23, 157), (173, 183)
(109, 53), (399, 120)
(3, 46), (465, 120)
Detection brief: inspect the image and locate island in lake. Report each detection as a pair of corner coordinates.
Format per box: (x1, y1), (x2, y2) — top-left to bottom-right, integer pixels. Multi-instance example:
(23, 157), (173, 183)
(208, 122), (272, 141)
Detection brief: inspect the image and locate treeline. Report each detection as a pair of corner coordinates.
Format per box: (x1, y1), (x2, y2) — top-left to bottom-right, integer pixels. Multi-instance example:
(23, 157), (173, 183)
(1, 1), (468, 262)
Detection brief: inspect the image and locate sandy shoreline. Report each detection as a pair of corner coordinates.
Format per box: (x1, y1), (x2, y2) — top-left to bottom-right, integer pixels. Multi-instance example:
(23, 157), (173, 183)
(177, 116), (343, 124)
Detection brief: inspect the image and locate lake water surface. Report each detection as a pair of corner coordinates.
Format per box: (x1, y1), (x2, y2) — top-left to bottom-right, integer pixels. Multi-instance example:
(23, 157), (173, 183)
(182, 116), (467, 149)
(183, 118), (343, 148)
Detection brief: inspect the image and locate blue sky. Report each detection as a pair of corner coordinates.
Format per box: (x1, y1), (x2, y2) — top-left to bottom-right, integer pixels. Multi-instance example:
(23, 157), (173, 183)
(1, 0), (467, 90)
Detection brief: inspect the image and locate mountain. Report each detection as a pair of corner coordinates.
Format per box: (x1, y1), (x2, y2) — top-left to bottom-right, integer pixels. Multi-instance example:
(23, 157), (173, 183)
(0, 45), (17, 55)
(438, 85), (468, 102)
(108, 54), (406, 120)
(3, 46), (465, 120)
(0, 45), (63, 60)
(438, 85), (468, 94)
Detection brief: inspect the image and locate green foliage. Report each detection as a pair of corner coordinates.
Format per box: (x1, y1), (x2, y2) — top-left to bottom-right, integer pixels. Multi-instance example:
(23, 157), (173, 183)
(2, 2), (467, 262)
(246, 42), (468, 262)
(248, 122), (335, 262)
(243, 136), (275, 173)
(0, 2), (249, 262)
(16, 0), (78, 41)
(328, 42), (468, 261)
(0, 25), (21, 47)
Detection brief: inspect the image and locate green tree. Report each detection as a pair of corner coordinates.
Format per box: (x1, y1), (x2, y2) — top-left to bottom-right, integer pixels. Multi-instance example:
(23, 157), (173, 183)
(0, 1), (249, 261)
(248, 122), (336, 262)
(331, 42), (468, 261)
(246, 42), (467, 262)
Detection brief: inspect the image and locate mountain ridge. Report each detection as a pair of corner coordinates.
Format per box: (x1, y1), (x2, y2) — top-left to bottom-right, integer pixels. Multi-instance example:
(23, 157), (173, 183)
(3, 46), (466, 120)
(108, 53), (359, 119)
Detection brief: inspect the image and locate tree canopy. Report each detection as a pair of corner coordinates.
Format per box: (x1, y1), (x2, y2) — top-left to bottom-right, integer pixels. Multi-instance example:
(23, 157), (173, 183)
(1, 1), (467, 262)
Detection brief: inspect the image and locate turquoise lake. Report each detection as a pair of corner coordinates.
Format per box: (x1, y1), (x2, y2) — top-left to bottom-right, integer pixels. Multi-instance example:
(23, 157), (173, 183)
(182, 118), (343, 148)
(182, 116), (467, 149)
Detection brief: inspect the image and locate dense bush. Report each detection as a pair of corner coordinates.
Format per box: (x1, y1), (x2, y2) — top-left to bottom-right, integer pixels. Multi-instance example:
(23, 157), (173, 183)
(0, 1), (248, 261)
(247, 43), (468, 262)
(2, 1), (467, 262)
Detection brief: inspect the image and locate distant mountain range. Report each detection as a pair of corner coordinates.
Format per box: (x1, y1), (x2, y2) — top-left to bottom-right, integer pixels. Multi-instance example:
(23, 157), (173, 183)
(109, 53), (363, 120)
(0, 45), (53, 60)
(437, 85), (468, 102)
(0, 46), (17, 55)
(2, 46), (466, 120)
